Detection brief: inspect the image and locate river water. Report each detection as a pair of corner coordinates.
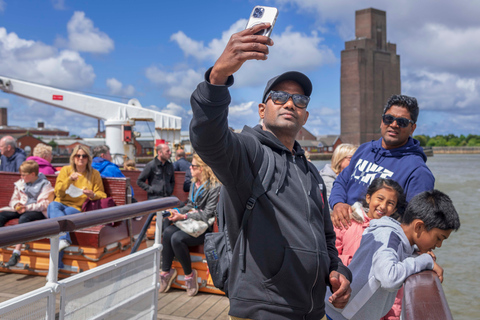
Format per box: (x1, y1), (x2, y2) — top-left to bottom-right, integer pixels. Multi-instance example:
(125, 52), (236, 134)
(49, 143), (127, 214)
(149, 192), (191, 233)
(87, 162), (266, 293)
(313, 154), (479, 320)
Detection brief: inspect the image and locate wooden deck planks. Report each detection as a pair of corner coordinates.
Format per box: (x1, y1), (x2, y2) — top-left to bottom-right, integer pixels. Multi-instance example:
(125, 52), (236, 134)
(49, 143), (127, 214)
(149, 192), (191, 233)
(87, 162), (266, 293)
(0, 270), (231, 319)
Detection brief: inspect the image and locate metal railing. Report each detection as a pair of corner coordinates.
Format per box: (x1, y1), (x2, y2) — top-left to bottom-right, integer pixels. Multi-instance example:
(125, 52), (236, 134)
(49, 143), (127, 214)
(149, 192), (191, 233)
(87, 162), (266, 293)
(0, 197), (180, 320)
(402, 270), (453, 320)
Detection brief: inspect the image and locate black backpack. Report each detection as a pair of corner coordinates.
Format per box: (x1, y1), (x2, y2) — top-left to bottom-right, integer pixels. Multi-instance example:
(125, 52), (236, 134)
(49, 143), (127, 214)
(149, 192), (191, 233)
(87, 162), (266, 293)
(204, 145), (275, 294)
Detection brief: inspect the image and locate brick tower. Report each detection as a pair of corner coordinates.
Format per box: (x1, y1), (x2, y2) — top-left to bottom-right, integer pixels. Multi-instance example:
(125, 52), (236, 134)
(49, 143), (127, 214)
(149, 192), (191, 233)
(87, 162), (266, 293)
(340, 8), (401, 145)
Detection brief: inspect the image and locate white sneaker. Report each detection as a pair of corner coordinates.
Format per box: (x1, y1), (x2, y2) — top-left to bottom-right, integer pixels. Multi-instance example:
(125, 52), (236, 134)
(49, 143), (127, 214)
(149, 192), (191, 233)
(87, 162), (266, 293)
(59, 240), (70, 252)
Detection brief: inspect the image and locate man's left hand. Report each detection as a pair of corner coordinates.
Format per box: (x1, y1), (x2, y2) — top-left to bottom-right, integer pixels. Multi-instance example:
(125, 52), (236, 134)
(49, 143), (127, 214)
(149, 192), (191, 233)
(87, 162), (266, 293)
(328, 271), (351, 309)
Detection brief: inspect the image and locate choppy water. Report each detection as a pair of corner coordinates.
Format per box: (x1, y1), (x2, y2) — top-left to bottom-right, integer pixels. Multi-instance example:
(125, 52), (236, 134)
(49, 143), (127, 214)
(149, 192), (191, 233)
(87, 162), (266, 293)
(314, 154), (480, 320)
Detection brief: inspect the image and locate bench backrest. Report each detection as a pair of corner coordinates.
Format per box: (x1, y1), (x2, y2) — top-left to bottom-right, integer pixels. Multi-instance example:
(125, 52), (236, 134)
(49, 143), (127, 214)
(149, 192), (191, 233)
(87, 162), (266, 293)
(122, 170), (189, 203)
(0, 172), (129, 208)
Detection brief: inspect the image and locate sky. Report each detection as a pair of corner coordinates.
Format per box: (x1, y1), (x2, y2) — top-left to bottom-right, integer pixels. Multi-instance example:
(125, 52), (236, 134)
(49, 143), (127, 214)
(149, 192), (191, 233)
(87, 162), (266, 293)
(0, 0), (479, 140)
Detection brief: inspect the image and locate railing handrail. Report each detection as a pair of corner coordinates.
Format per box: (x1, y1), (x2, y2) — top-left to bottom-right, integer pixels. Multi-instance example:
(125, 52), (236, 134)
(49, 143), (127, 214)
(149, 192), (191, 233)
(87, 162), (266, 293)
(0, 197), (179, 247)
(403, 270), (453, 320)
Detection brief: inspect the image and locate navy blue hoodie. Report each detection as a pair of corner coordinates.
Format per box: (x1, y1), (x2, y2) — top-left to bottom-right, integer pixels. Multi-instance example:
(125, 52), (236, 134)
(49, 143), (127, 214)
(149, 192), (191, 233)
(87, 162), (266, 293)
(329, 137), (434, 207)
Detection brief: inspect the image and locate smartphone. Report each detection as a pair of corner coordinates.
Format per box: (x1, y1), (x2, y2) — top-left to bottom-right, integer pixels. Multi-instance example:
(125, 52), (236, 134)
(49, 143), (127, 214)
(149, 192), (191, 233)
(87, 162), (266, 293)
(245, 6), (278, 37)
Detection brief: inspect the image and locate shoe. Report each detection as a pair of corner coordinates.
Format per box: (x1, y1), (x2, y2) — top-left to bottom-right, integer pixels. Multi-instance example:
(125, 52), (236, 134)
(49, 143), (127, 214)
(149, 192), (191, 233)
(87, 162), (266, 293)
(59, 240), (70, 252)
(159, 269), (177, 293)
(5, 253), (20, 267)
(185, 269), (199, 296)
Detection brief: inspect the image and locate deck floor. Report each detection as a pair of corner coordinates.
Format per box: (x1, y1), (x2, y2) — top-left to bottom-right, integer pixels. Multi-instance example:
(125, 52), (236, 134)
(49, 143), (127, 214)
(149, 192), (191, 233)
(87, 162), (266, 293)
(0, 271), (230, 319)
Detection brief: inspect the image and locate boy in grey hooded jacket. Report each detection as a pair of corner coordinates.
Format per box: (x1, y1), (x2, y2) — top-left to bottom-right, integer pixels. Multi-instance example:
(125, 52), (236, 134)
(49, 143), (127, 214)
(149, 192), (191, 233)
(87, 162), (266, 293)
(325, 189), (460, 320)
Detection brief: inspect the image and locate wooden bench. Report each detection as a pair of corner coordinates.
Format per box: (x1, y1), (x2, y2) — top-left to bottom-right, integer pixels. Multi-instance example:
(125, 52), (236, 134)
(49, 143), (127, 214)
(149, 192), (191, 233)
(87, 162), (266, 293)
(0, 172), (132, 247)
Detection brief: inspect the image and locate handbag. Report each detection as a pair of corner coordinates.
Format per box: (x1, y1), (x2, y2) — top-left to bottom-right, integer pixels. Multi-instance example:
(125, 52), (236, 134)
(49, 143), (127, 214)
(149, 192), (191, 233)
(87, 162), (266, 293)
(175, 216), (214, 238)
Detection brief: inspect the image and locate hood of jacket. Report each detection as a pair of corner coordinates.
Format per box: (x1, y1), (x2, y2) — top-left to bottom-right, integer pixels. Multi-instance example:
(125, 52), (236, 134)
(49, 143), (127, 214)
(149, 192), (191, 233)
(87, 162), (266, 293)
(6, 148), (26, 161)
(27, 156), (51, 167)
(92, 157), (112, 171)
(242, 124), (312, 195)
(365, 216), (413, 255)
(370, 137), (427, 164)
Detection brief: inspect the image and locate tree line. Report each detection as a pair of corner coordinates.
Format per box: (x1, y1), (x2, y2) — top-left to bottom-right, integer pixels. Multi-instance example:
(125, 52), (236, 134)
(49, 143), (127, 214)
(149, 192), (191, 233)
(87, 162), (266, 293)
(413, 134), (480, 147)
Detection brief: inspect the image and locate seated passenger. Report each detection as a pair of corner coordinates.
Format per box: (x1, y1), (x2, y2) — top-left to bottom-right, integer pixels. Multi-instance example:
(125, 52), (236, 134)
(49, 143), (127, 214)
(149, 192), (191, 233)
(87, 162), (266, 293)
(0, 160), (54, 267)
(47, 145), (106, 251)
(159, 154), (221, 297)
(319, 143), (357, 204)
(27, 143), (57, 175)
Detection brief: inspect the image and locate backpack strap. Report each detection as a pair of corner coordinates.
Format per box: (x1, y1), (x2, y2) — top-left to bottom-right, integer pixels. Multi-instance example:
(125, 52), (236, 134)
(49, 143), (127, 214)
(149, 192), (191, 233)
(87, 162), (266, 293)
(239, 144), (275, 272)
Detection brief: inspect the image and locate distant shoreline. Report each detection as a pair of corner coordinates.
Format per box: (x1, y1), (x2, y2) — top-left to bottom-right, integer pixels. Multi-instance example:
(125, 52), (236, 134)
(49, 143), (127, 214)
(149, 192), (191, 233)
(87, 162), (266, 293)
(432, 146), (480, 154)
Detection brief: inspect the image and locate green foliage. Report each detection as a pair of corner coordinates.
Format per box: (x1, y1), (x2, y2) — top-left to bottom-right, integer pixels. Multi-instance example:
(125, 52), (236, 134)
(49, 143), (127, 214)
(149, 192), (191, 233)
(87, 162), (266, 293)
(417, 134), (480, 147)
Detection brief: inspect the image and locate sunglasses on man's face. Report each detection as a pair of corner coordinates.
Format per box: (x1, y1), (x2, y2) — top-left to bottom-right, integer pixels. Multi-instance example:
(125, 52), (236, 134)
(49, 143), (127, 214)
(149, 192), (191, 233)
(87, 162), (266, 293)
(265, 90), (310, 109)
(75, 154), (88, 159)
(382, 114), (415, 128)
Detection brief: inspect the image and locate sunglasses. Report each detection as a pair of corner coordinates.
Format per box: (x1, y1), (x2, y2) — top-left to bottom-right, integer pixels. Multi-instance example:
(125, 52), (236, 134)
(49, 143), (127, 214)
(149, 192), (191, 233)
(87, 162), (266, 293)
(265, 90), (310, 109)
(382, 114), (415, 128)
(75, 154), (88, 159)
(190, 164), (200, 169)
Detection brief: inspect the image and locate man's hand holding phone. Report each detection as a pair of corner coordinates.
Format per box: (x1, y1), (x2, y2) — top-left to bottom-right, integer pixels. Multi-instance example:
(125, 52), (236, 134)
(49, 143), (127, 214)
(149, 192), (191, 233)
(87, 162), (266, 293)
(210, 23), (274, 86)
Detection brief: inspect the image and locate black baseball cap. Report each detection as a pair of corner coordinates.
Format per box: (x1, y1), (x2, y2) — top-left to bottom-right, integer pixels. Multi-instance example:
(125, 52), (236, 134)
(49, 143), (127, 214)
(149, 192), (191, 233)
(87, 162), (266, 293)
(262, 71), (313, 103)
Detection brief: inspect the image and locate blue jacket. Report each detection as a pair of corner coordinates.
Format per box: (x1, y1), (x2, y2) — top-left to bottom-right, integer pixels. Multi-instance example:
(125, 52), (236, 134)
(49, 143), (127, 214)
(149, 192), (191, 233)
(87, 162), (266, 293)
(329, 137), (434, 207)
(92, 157), (134, 198)
(0, 148), (26, 172)
(92, 157), (125, 178)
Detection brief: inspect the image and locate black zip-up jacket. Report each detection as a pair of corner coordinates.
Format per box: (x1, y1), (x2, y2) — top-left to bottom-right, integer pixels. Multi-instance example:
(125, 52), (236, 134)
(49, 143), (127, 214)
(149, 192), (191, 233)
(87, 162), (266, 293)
(137, 157), (174, 199)
(190, 70), (352, 320)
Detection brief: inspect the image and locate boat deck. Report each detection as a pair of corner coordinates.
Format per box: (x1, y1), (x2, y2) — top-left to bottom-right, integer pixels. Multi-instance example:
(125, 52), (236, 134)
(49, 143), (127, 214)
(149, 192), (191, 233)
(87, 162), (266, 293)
(0, 272), (230, 319)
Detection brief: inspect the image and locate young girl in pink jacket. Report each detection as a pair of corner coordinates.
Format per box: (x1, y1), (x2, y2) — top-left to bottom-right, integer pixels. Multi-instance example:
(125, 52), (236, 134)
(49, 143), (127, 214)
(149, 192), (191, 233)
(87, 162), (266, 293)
(334, 178), (406, 320)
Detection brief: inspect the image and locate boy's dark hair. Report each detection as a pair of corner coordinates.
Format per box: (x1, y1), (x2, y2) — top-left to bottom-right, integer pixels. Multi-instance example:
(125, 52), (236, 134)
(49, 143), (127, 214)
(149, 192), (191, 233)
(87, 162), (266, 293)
(19, 160), (39, 176)
(361, 178), (406, 219)
(383, 94), (419, 123)
(401, 190), (460, 231)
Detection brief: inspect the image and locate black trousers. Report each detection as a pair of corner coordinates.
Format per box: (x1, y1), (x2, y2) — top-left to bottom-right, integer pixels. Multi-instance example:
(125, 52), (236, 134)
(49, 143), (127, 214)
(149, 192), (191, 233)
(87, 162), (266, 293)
(0, 210), (45, 227)
(161, 224), (205, 275)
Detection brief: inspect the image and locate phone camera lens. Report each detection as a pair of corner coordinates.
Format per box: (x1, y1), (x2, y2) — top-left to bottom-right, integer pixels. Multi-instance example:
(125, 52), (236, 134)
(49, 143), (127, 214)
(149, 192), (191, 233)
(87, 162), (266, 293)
(253, 7), (264, 18)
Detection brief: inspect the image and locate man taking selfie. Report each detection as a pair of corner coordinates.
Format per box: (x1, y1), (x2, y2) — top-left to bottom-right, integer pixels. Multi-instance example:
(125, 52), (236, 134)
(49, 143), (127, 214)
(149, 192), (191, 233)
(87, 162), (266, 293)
(190, 23), (351, 320)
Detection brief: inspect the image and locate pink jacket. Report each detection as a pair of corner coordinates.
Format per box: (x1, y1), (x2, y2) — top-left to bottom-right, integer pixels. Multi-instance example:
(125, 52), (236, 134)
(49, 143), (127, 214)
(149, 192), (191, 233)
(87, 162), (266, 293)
(334, 203), (371, 266)
(334, 202), (402, 320)
(1, 178), (54, 217)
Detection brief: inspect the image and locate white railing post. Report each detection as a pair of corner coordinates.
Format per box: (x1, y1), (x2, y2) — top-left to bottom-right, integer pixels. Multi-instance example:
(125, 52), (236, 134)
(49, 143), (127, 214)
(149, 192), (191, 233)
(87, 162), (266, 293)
(152, 211), (163, 319)
(46, 235), (60, 285)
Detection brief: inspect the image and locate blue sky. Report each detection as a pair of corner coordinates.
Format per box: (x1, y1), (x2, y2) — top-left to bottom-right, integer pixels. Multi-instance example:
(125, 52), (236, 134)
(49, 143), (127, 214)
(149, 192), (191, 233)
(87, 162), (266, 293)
(0, 0), (479, 140)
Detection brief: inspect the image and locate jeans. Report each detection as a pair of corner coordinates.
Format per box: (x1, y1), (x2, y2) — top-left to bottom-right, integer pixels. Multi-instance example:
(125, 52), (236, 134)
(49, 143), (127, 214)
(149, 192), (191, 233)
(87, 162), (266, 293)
(47, 201), (80, 243)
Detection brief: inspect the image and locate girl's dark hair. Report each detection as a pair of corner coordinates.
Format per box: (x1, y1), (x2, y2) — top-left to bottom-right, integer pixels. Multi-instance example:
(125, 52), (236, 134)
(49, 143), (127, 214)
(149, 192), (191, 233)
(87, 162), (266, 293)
(361, 178), (406, 219)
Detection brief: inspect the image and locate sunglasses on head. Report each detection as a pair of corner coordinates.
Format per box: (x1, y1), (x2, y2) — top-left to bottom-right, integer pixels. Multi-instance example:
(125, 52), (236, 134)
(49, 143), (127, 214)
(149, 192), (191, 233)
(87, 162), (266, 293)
(382, 114), (415, 128)
(265, 90), (310, 109)
(75, 154), (88, 159)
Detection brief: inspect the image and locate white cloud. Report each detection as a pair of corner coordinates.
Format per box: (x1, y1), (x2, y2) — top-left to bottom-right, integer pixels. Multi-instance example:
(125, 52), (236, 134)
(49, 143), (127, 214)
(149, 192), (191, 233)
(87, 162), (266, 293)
(171, 20), (246, 61)
(0, 0), (5, 12)
(145, 67), (204, 101)
(106, 78), (135, 96)
(0, 27), (95, 89)
(51, 0), (66, 10)
(66, 11), (114, 54)
(168, 20), (335, 89)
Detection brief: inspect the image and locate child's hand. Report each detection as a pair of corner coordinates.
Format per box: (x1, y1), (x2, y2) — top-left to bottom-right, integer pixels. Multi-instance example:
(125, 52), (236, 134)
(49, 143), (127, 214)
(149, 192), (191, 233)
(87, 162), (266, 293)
(15, 204), (25, 214)
(432, 261), (444, 283)
(427, 250), (436, 262)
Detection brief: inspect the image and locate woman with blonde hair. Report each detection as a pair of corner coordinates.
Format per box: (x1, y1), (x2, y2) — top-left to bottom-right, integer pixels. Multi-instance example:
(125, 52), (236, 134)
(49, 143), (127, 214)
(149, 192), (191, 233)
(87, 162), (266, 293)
(159, 154), (221, 297)
(47, 145), (106, 251)
(320, 143), (358, 202)
(27, 143), (57, 175)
